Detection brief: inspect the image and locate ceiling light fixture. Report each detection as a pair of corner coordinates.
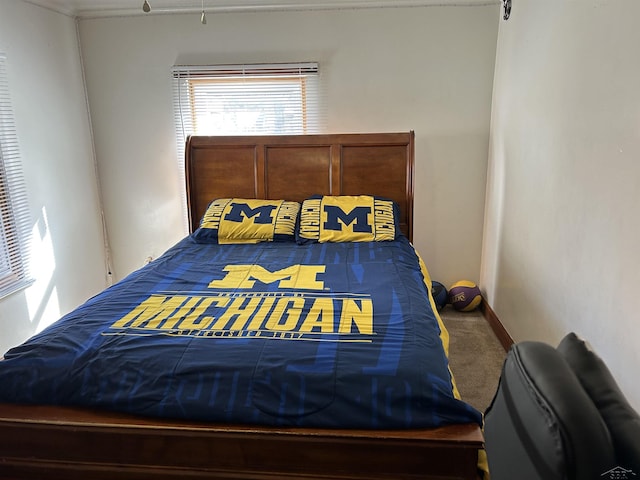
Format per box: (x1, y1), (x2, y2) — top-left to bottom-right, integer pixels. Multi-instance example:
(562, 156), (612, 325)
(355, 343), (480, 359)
(142, 0), (150, 13)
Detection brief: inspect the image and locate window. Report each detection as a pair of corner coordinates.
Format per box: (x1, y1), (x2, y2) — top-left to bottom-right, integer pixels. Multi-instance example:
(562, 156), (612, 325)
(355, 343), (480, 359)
(0, 54), (32, 299)
(171, 62), (324, 228)
(172, 62), (322, 138)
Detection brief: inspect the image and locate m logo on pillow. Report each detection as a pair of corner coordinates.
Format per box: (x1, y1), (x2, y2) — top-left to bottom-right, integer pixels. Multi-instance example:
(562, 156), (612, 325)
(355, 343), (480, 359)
(193, 198), (299, 244)
(324, 204), (372, 234)
(297, 195), (399, 243)
(224, 202), (278, 225)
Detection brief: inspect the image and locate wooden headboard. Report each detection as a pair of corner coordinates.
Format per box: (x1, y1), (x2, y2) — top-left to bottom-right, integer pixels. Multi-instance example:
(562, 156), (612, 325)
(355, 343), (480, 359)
(185, 131), (415, 241)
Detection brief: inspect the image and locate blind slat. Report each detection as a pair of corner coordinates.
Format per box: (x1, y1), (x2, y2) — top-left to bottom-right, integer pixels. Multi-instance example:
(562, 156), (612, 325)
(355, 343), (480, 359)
(172, 62), (318, 78)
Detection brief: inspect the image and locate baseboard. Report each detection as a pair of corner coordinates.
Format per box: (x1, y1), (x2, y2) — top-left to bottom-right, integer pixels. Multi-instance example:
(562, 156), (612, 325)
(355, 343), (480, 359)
(480, 298), (514, 352)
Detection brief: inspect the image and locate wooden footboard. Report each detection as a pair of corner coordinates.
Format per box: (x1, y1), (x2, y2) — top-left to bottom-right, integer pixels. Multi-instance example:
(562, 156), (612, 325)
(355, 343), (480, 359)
(0, 404), (482, 480)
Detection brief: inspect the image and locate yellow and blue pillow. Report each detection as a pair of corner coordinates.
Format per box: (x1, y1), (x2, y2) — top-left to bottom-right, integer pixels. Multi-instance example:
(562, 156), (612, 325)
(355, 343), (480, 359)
(192, 198), (300, 244)
(296, 195), (401, 244)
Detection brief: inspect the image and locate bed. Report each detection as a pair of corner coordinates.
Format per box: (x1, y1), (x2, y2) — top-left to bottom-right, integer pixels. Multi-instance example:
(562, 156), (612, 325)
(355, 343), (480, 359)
(0, 132), (484, 480)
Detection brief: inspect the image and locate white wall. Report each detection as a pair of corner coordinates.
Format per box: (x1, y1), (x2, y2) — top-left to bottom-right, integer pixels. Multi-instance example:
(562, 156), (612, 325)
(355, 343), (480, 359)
(78, 4), (498, 287)
(481, 0), (640, 409)
(0, 0), (107, 355)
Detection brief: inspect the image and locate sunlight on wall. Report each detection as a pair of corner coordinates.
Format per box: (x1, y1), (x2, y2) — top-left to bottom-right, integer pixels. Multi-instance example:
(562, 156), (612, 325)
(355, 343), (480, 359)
(25, 207), (60, 332)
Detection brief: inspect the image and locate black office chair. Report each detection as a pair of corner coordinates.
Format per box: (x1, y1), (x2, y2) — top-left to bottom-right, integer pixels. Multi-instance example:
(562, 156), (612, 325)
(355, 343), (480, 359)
(484, 333), (640, 480)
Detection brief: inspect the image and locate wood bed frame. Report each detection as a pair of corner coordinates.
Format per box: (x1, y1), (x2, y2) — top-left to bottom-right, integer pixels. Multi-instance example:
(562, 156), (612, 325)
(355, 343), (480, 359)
(0, 132), (484, 480)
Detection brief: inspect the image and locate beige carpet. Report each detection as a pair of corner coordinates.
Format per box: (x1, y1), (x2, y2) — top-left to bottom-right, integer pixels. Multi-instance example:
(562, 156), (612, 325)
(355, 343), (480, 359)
(440, 306), (507, 412)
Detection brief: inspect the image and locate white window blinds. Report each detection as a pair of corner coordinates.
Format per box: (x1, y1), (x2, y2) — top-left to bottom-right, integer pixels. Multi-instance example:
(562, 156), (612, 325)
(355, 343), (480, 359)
(0, 54), (32, 299)
(172, 62), (322, 139)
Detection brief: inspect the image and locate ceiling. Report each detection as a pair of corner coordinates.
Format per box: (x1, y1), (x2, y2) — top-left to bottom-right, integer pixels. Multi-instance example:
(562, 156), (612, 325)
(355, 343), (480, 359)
(26, 0), (498, 18)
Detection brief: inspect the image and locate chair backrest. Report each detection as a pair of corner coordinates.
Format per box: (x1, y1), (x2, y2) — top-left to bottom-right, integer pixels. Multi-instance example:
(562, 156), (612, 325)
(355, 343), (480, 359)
(557, 333), (640, 474)
(484, 340), (617, 480)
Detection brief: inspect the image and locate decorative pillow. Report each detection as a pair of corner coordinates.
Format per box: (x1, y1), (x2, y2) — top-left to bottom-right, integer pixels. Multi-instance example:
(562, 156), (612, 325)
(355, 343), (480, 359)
(192, 198), (300, 244)
(557, 332), (640, 472)
(296, 195), (401, 244)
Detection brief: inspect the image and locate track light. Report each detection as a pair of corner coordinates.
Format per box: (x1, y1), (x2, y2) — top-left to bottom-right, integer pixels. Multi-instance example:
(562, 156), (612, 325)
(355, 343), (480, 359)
(201, 0), (207, 24)
(141, 0), (208, 24)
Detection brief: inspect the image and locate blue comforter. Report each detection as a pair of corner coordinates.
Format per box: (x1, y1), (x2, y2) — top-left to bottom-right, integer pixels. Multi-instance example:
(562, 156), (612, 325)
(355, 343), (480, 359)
(0, 236), (481, 429)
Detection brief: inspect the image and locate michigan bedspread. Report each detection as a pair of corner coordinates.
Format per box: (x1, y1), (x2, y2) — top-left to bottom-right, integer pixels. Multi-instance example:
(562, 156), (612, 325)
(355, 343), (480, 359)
(0, 237), (481, 429)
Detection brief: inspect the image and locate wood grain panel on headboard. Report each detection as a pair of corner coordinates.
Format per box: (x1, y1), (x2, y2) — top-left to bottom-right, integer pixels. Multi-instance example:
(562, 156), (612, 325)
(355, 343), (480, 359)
(185, 132), (415, 241)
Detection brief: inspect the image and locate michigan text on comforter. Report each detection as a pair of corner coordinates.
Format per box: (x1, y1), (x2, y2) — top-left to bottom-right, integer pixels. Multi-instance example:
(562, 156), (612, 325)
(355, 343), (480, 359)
(106, 264), (374, 342)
